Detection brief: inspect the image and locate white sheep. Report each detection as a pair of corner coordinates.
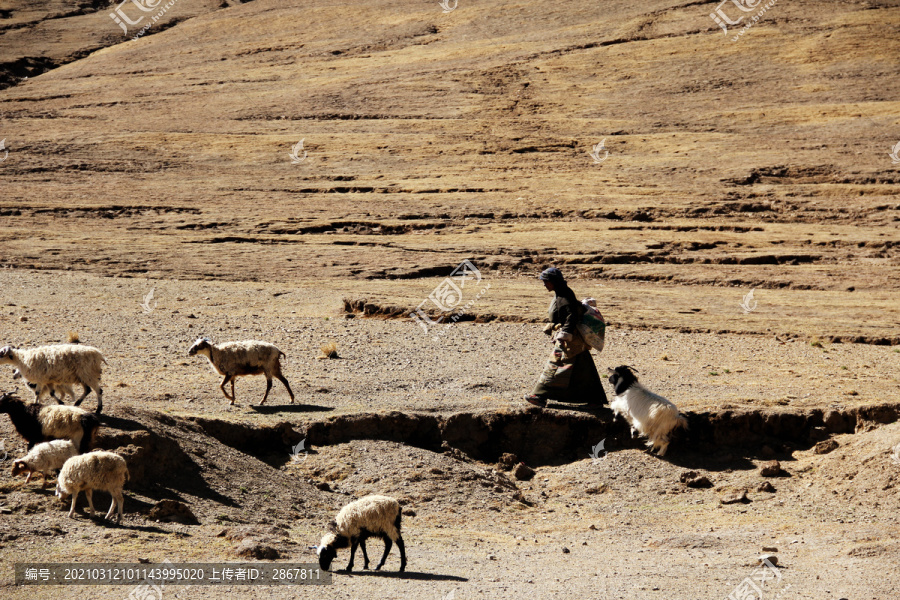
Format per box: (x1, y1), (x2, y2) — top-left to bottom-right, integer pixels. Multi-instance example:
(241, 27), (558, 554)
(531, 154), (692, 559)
(0, 391), (100, 453)
(315, 494), (406, 572)
(12, 439), (78, 488)
(187, 338), (294, 405)
(55, 451), (129, 523)
(12, 369), (76, 404)
(0, 344), (106, 413)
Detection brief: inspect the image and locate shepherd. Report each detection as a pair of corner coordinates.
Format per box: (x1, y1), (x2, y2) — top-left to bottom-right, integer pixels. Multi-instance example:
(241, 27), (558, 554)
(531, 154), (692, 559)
(524, 267), (607, 408)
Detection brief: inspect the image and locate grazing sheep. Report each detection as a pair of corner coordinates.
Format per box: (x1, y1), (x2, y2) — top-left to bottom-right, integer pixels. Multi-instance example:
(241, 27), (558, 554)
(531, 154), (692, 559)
(0, 344), (106, 413)
(0, 391), (100, 453)
(187, 338), (294, 405)
(12, 369), (77, 404)
(12, 439), (78, 488)
(316, 494), (406, 572)
(607, 365), (688, 457)
(55, 451), (129, 523)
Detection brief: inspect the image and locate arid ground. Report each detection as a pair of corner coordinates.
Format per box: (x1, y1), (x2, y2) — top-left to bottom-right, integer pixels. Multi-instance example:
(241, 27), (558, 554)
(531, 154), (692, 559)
(1, 0), (899, 598)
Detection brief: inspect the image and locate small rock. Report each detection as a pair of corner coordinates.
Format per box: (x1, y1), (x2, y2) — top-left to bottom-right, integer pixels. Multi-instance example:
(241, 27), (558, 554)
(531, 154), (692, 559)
(187, 313), (197, 319)
(316, 481), (332, 492)
(402, 508), (416, 517)
(759, 554), (778, 566)
(234, 539), (279, 560)
(513, 463), (535, 481)
(814, 439), (839, 455)
(498, 453), (519, 471)
(19, 316), (27, 322)
(757, 481), (776, 493)
(588, 524), (598, 531)
(759, 460), (783, 477)
(680, 471), (713, 488)
(147, 500), (197, 524)
(719, 489), (749, 505)
(762, 546), (778, 552)
(562, 547), (570, 554)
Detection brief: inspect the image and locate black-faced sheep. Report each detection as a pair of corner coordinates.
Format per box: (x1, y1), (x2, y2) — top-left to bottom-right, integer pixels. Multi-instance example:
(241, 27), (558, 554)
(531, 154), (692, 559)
(316, 494), (406, 572)
(12, 439), (78, 488)
(55, 451), (129, 523)
(0, 344), (106, 413)
(0, 391), (99, 453)
(187, 338), (294, 405)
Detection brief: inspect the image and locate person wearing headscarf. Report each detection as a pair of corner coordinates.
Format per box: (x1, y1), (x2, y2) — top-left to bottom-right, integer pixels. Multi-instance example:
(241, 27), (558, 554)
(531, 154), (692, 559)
(524, 267), (607, 408)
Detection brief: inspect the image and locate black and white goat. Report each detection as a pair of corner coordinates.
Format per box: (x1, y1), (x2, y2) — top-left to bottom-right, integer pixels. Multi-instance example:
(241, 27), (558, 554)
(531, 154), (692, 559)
(608, 365), (687, 457)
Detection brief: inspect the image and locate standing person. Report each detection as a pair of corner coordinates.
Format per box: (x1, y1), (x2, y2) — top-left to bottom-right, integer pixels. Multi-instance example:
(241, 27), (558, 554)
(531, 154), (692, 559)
(525, 267), (607, 408)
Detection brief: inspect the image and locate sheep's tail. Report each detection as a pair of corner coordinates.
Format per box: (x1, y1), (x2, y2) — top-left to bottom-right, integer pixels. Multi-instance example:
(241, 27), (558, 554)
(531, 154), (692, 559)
(279, 351), (286, 359)
(676, 413), (689, 430)
(124, 467), (130, 482)
(394, 506), (402, 535)
(79, 412), (101, 454)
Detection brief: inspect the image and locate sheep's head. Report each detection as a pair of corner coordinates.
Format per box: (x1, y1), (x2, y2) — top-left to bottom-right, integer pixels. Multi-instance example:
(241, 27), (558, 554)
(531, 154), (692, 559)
(11, 459), (28, 477)
(607, 365), (638, 395)
(187, 338), (212, 357)
(0, 389), (20, 412)
(316, 531), (343, 571)
(0, 346), (12, 363)
(55, 481), (69, 500)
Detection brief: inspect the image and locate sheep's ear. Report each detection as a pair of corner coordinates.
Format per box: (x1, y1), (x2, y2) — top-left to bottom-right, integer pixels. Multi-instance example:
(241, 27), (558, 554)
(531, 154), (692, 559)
(327, 519), (338, 533)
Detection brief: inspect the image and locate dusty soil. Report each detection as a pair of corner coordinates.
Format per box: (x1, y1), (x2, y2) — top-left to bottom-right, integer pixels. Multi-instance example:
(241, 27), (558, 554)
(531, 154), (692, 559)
(0, 271), (898, 600)
(1, 0), (899, 598)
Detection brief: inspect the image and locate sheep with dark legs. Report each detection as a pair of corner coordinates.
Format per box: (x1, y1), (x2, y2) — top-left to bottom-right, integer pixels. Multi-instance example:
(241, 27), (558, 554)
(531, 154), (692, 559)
(0, 391), (99, 453)
(187, 338), (294, 405)
(0, 344), (106, 413)
(316, 495), (406, 572)
(13, 369), (76, 404)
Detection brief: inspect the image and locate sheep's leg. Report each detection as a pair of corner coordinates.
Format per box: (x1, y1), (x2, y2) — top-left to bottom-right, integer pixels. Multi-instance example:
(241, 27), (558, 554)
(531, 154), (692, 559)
(106, 491), (123, 523)
(260, 377), (273, 405)
(94, 388), (103, 415)
(396, 535), (406, 572)
(24, 471), (33, 484)
(220, 376), (234, 403)
(85, 489), (95, 517)
(346, 537), (359, 571)
(67, 491), (79, 518)
(359, 537), (370, 570)
(74, 385), (91, 406)
(277, 375), (295, 404)
(40, 471), (49, 489)
(375, 537), (392, 571)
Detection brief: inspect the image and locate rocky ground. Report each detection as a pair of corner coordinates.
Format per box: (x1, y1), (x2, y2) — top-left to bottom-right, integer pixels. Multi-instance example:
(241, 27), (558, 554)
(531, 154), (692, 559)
(0, 271), (897, 599)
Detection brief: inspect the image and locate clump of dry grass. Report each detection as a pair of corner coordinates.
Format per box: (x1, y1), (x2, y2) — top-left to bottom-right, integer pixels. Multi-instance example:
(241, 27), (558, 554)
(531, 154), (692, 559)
(67, 331), (80, 344)
(318, 342), (339, 359)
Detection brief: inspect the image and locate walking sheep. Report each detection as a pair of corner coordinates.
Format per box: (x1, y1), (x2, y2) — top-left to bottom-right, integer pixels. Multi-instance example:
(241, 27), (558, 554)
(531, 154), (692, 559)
(12, 439), (78, 488)
(607, 365), (688, 457)
(315, 495), (406, 572)
(0, 391), (100, 453)
(187, 338), (294, 405)
(12, 369), (76, 404)
(55, 451), (129, 523)
(0, 344), (106, 413)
